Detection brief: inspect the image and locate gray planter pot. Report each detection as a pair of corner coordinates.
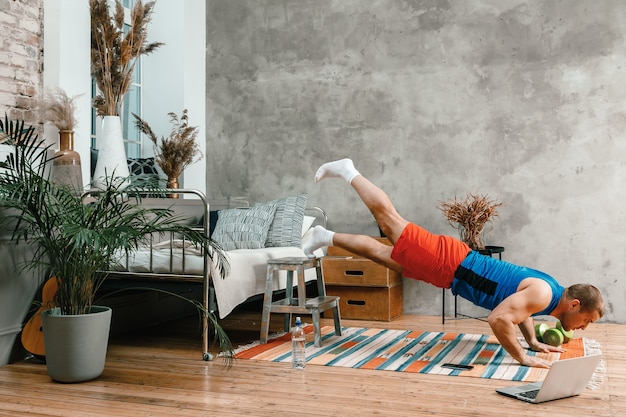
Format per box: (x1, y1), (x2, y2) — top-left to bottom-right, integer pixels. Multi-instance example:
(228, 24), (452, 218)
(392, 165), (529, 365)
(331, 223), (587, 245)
(41, 306), (112, 383)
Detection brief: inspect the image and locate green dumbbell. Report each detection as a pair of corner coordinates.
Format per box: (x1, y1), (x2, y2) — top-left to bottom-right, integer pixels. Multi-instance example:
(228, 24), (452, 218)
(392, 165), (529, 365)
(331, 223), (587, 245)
(556, 320), (575, 343)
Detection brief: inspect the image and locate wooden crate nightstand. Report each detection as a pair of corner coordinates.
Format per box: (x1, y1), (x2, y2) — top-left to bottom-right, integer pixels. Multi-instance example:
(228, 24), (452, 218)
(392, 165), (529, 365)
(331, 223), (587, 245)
(322, 238), (403, 321)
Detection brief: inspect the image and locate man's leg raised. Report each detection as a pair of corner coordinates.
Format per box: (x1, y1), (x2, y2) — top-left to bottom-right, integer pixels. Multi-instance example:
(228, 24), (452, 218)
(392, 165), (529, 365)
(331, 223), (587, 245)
(302, 226), (402, 272)
(314, 158), (408, 243)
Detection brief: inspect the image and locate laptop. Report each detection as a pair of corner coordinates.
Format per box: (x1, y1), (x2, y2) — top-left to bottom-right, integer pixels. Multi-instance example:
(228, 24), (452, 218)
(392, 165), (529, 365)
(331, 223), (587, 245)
(496, 354), (601, 403)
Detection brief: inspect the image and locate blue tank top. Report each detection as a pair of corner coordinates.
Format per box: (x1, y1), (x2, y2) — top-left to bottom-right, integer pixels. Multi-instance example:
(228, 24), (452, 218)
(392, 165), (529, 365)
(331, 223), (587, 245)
(451, 251), (563, 316)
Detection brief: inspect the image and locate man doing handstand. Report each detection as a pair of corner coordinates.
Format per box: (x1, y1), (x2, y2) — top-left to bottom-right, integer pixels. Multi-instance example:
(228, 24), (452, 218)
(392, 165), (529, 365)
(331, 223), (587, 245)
(303, 158), (604, 368)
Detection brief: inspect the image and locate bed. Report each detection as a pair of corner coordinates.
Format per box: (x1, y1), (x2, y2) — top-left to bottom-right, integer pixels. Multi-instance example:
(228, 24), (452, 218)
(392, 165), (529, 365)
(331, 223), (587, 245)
(103, 189), (327, 360)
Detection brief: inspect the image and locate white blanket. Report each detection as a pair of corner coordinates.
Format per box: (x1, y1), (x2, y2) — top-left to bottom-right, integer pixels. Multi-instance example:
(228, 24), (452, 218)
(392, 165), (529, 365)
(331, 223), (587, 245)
(116, 244), (318, 319)
(211, 247), (318, 318)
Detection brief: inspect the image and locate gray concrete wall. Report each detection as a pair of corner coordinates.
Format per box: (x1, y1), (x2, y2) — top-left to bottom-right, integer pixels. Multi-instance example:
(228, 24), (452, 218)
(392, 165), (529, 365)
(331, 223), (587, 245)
(205, 0), (626, 323)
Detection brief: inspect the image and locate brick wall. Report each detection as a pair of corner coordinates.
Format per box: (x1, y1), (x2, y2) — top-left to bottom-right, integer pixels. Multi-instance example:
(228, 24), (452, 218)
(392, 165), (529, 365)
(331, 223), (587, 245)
(0, 0), (43, 124)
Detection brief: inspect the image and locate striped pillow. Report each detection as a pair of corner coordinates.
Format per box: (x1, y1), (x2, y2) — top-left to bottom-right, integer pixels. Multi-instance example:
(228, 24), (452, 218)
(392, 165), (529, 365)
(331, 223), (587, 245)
(263, 193), (308, 248)
(212, 204), (278, 251)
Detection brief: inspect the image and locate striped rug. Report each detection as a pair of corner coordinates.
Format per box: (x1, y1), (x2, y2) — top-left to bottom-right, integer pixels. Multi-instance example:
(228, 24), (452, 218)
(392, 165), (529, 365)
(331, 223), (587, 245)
(234, 325), (601, 383)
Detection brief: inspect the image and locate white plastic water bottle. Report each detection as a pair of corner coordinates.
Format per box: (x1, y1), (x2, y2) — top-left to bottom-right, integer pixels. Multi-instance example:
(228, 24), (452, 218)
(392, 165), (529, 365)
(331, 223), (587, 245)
(291, 316), (306, 369)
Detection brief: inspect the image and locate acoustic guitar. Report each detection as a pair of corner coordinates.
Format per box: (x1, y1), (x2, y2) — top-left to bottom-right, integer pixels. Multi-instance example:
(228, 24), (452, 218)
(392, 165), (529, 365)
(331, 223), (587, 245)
(21, 277), (59, 357)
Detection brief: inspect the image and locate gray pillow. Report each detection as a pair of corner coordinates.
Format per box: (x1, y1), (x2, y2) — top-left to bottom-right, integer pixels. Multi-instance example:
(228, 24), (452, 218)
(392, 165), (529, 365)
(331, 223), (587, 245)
(212, 204), (278, 251)
(262, 193), (308, 247)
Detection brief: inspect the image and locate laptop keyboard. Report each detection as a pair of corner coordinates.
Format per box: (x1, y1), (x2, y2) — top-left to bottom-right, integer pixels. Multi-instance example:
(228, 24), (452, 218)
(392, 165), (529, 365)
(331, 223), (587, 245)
(519, 389), (540, 400)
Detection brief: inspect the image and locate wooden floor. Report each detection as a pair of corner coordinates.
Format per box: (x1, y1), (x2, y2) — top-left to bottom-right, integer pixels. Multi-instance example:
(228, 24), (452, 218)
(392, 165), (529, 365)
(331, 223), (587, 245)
(0, 313), (624, 417)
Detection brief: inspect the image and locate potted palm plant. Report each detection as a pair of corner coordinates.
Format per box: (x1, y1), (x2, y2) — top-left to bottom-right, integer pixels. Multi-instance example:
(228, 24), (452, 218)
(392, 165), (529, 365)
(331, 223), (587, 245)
(0, 115), (232, 382)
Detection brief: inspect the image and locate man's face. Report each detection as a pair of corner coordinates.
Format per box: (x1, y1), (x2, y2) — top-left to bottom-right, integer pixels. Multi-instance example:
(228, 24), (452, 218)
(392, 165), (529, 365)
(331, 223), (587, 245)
(560, 308), (601, 331)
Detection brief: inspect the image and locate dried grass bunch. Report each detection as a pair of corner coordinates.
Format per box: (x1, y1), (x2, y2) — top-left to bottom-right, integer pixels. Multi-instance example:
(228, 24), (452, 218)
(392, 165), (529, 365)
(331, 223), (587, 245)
(439, 192), (503, 250)
(132, 109), (202, 183)
(90, 0), (163, 116)
(37, 87), (81, 131)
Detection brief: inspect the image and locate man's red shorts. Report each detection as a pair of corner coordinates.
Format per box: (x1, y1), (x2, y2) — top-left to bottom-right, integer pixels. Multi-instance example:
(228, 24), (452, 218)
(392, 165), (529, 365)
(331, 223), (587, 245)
(390, 223), (471, 288)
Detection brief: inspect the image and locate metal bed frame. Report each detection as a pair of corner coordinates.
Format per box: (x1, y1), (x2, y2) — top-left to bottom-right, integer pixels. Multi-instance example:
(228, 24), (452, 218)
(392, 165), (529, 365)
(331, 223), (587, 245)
(87, 188), (327, 361)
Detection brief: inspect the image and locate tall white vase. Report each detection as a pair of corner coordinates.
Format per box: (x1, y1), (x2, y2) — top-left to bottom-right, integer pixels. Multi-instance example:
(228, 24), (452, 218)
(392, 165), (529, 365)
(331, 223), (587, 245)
(92, 116), (130, 189)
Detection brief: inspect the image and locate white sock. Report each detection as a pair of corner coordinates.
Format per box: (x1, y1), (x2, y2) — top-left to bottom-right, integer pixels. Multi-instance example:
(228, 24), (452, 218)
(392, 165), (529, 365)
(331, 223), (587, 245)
(314, 158), (361, 184)
(302, 225), (335, 258)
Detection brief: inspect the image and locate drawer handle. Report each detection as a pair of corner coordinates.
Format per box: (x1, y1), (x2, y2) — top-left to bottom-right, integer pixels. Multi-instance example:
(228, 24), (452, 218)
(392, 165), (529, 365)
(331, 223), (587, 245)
(344, 270), (364, 276)
(347, 299), (366, 306)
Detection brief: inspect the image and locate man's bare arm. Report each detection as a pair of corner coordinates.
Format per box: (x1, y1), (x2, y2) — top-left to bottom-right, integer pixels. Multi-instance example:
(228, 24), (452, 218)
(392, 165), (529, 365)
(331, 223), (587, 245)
(488, 312), (535, 364)
(518, 318), (566, 354)
(487, 280), (554, 368)
(518, 318), (537, 347)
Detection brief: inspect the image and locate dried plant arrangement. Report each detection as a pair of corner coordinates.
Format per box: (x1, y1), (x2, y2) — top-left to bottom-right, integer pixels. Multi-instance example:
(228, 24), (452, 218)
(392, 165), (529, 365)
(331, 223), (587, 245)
(439, 192), (503, 250)
(90, 0), (163, 116)
(37, 87), (81, 131)
(132, 109), (202, 186)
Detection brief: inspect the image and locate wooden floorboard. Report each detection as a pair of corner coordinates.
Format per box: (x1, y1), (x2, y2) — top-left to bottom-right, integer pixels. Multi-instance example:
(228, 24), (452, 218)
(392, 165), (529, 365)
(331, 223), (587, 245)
(0, 313), (623, 417)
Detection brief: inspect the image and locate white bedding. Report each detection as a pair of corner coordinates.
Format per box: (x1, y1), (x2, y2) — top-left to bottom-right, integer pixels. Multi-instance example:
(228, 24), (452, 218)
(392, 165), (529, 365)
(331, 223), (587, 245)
(211, 247), (318, 318)
(117, 237), (321, 319)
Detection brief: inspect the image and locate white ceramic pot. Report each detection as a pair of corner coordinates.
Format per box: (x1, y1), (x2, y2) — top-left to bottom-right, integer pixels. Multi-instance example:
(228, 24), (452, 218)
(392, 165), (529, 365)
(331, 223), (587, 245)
(92, 116), (130, 189)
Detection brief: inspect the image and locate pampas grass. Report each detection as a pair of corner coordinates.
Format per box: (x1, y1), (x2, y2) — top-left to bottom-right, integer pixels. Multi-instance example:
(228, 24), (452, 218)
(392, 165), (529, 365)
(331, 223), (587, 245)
(132, 109), (202, 183)
(439, 192), (502, 250)
(38, 87), (81, 131)
(90, 0), (163, 116)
